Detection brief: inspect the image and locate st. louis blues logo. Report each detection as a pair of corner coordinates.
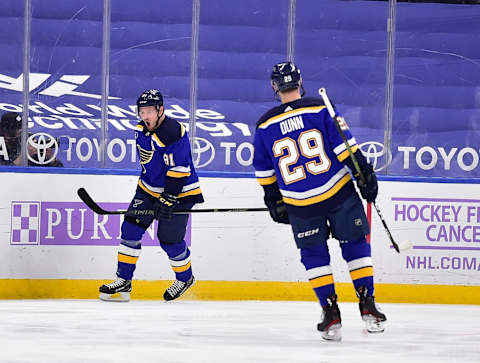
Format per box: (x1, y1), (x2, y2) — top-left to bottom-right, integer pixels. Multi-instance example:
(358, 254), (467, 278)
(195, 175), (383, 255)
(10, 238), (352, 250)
(137, 145), (154, 174)
(132, 199), (144, 208)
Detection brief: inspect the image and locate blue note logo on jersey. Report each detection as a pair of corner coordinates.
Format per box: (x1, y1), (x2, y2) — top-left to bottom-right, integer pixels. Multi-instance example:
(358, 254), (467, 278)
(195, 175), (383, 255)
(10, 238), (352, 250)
(133, 199), (144, 208)
(137, 145), (154, 174)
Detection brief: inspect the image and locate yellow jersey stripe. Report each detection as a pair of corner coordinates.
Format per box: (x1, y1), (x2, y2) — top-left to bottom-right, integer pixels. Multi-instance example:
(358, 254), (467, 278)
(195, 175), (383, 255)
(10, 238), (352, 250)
(257, 175), (277, 186)
(178, 188), (202, 198)
(172, 261), (191, 273)
(309, 274), (334, 288)
(337, 144), (359, 162)
(138, 180), (202, 198)
(350, 266), (374, 281)
(152, 133), (165, 147)
(258, 106), (326, 129)
(138, 180), (160, 197)
(166, 170), (191, 178)
(118, 253), (139, 264)
(283, 174), (351, 206)
(139, 180), (202, 199)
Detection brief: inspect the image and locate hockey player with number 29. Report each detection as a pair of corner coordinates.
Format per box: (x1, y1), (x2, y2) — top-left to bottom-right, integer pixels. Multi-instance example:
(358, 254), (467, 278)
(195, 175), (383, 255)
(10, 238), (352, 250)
(99, 89), (204, 302)
(253, 62), (386, 341)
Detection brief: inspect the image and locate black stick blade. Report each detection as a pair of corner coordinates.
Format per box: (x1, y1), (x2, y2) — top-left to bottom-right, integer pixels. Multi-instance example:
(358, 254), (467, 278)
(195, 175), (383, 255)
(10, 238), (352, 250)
(77, 188), (124, 215)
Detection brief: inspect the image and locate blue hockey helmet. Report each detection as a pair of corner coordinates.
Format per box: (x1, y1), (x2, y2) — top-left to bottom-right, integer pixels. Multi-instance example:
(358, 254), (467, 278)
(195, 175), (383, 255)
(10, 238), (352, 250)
(270, 61), (302, 93)
(136, 89), (163, 112)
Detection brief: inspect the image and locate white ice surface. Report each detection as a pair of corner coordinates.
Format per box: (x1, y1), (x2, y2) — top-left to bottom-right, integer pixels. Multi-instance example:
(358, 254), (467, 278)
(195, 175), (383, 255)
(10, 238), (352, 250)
(1, 300), (479, 363)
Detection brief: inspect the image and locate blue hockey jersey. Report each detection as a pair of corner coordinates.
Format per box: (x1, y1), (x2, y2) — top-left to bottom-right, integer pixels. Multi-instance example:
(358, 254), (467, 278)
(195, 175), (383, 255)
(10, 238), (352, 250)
(135, 116), (204, 204)
(253, 97), (361, 217)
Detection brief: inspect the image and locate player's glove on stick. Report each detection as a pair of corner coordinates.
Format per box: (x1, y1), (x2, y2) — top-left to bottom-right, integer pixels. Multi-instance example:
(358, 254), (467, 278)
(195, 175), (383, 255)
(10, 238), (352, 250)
(356, 163), (378, 203)
(155, 192), (179, 219)
(264, 198), (290, 224)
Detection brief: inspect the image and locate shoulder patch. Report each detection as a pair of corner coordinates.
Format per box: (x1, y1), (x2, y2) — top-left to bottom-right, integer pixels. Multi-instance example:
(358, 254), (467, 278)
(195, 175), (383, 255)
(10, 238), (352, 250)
(153, 117), (182, 146)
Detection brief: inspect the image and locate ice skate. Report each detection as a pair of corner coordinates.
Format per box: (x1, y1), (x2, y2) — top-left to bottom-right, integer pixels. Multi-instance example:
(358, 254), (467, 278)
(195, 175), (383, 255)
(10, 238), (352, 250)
(99, 278), (132, 302)
(317, 294), (342, 341)
(164, 275), (195, 301)
(357, 286), (386, 333)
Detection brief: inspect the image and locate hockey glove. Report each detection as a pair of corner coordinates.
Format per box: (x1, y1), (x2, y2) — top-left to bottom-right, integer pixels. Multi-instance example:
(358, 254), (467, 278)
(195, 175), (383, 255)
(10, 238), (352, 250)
(264, 198), (290, 224)
(356, 163), (378, 203)
(155, 192), (179, 219)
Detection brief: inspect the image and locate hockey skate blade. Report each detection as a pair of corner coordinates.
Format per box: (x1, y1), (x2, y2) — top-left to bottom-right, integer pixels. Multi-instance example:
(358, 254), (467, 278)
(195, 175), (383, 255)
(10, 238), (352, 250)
(362, 316), (385, 333)
(320, 324), (342, 341)
(99, 292), (130, 302)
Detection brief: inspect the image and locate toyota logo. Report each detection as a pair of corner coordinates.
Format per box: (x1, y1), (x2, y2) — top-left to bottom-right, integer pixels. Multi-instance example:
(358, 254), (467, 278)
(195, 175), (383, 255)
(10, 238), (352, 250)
(27, 132), (59, 165)
(359, 141), (392, 171)
(192, 137), (215, 168)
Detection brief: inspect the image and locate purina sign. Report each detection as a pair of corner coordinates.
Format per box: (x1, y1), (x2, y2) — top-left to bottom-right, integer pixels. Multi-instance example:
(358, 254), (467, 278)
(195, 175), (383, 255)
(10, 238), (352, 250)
(10, 201), (191, 246)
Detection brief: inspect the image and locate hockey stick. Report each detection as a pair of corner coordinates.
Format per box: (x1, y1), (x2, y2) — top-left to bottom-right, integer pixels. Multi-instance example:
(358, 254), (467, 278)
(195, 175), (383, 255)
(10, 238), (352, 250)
(77, 188), (268, 215)
(318, 88), (412, 253)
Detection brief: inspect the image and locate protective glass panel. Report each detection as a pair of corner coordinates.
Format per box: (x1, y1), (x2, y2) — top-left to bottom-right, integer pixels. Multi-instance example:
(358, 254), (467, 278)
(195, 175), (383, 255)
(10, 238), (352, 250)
(196, 0), (289, 173)
(390, 1), (480, 178)
(0, 0), (25, 167)
(29, 0), (104, 168)
(295, 0), (390, 175)
(108, 0), (193, 170)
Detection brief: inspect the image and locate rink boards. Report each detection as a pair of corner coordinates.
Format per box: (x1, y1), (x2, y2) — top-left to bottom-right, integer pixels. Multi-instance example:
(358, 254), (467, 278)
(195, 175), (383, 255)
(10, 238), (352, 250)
(1, 171), (479, 304)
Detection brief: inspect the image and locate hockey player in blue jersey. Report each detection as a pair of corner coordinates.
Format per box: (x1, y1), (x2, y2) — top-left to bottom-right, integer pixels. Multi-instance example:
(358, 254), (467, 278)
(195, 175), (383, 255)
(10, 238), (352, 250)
(99, 89), (204, 302)
(253, 62), (386, 341)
